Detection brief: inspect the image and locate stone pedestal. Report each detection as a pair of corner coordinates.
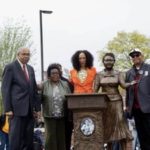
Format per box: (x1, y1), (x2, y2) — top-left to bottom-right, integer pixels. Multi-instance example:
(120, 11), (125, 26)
(66, 93), (108, 150)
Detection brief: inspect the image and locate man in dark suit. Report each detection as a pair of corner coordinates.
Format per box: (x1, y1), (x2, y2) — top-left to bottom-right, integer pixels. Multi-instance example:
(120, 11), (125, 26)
(1, 47), (41, 150)
(126, 48), (150, 150)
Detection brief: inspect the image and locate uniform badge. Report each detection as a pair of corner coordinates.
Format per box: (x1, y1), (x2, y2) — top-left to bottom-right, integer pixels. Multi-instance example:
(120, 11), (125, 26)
(144, 71), (149, 76)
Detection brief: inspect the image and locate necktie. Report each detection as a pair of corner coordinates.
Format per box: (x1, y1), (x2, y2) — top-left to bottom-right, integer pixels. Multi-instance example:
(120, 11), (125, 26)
(23, 64), (29, 81)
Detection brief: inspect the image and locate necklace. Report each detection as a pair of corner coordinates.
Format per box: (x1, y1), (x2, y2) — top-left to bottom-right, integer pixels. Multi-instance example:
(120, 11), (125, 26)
(78, 69), (87, 83)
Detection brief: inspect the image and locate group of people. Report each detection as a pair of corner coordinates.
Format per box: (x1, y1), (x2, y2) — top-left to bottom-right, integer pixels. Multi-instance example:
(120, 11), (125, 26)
(0, 47), (150, 150)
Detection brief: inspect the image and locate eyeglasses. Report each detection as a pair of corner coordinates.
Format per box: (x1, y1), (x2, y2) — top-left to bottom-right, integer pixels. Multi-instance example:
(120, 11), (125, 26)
(51, 72), (60, 75)
(104, 59), (115, 62)
(130, 53), (141, 58)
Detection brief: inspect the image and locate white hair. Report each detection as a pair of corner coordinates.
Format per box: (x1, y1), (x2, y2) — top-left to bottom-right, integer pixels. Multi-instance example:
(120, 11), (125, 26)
(17, 47), (30, 55)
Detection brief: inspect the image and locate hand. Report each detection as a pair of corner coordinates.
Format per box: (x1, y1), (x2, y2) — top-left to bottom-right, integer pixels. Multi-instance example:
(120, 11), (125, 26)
(37, 82), (44, 90)
(124, 106), (129, 112)
(5, 111), (13, 118)
(33, 111), (41, 119)
(5, 111), (13, 116)
(130, 80), (137, 85)
(36, 111), (41, 119)
(124, 107), (133, 119)
(123, 106), (126, 111)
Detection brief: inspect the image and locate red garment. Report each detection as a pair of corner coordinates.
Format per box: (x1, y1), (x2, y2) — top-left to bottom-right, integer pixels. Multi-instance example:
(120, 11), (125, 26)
(23, 64), (29, 81)
(70, 67), (96, 93)
(133, 73), (141, 109)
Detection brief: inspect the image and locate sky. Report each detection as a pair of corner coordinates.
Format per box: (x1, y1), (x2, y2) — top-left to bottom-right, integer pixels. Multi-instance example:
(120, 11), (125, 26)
(0, 0), (150, 81)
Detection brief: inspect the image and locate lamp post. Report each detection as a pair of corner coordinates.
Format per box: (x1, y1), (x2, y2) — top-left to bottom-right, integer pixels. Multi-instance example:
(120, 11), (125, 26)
(39, 10), (53, 81)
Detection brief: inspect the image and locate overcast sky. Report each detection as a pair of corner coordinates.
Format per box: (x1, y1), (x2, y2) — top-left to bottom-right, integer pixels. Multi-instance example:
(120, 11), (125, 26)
(0, 0), (150, 81)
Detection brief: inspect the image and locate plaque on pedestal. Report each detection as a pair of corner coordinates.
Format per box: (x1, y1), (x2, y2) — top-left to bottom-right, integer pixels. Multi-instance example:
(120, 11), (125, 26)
(66, 93), (108, 150)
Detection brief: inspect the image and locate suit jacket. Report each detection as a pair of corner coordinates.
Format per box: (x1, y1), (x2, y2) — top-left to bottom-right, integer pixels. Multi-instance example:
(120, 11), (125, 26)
(126, 63), (150, 113)
(1, 60), (41, 116)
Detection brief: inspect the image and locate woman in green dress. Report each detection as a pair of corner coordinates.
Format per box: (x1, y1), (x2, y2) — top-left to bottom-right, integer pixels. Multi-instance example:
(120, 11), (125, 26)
(40, 63), (71, 150)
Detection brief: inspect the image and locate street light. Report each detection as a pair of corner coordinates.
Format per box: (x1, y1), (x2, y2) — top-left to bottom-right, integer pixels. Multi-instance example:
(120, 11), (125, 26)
(39, 10), (53, 81)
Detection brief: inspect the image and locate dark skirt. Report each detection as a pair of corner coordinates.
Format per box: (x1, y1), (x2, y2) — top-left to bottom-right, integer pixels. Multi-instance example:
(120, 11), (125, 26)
(44, 117), (66, 150)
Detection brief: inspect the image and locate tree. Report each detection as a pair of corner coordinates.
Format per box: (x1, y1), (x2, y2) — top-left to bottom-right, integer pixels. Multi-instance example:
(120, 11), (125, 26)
(0, 19), (34, 113)
(0, 19), (33, 81)
(98, 31), (150, 70)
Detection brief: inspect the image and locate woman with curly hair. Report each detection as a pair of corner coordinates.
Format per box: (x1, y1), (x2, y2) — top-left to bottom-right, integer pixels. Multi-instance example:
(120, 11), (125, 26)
(70, 50), (96, 93)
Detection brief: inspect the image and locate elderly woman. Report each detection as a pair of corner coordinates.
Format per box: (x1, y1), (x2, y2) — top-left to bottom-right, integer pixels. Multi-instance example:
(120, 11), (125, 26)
(94, 53), (135, 150)
(70, 50), (96, 93)
(41, 63), (71, 150)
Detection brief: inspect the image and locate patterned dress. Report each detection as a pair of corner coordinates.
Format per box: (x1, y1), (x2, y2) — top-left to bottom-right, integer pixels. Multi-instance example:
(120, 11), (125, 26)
(94, 69), (132, 143)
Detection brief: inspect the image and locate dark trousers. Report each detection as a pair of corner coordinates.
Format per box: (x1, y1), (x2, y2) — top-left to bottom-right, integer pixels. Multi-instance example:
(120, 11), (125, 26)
(0, 131), (9, 150)
(9, 115), (34, 150)
(133, 109), (150, 150)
